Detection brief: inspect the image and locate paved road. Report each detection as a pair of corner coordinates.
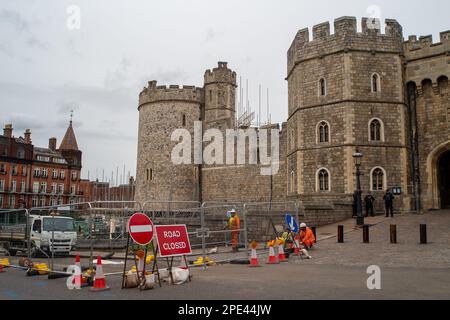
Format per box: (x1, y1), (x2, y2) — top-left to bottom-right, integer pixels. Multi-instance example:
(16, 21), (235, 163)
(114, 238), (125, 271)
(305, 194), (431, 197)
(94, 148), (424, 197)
(1, 211), (449, 300)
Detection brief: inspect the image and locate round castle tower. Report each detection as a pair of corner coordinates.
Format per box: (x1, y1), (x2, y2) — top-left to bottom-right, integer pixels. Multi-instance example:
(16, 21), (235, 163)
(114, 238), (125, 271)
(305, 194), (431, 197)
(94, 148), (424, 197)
(286, 16), (412, 211)
(135, 81), (203, 207)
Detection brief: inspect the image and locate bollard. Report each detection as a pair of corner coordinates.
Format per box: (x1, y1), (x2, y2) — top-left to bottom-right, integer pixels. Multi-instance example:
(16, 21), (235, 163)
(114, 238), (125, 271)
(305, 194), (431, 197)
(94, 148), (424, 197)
(420, 224), (427, 244)
(311, 227), (317, 240)
(363, 225), (370, 243)
(337, 225), (344, 243)
(390, 225), (397, 244)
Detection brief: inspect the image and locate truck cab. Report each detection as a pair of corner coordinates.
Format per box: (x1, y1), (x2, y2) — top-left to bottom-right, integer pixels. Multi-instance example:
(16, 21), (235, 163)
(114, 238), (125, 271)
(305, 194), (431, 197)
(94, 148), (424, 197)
(30, 215), (77, 255)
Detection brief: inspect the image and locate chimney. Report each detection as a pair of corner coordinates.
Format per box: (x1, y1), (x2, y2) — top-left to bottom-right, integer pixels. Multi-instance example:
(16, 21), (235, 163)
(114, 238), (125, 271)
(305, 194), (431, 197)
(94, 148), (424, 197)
(3, 124), (13, 138)
(24, 129), (32, 144)
(49, 137), (57, 151)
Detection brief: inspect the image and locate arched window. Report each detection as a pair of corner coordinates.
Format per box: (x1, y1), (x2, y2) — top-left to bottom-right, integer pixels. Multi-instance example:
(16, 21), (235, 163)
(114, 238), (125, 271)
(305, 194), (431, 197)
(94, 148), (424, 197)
(146, 169), (153, 181)
(317, 168), (330, 192)
(371, 167), (385, 191)
(438, 76), (448, 95)
(317, 121), (330, 143)
(371, 73), (381, 93)
(369, 118), (383, 142)
(290, 171), (295, 193)
(319, 78), (327, 97)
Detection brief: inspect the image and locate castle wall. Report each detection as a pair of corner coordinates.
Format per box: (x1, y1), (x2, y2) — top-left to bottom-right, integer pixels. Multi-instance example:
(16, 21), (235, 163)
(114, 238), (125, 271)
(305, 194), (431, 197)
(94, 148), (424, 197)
(404, 33), (450, 209)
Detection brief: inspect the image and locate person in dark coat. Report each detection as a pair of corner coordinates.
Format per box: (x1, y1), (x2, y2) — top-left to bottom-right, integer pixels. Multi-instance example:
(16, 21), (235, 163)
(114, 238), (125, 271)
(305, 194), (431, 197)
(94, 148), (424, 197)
(383, 189), (395, 218)
(364, 193), (376, 217)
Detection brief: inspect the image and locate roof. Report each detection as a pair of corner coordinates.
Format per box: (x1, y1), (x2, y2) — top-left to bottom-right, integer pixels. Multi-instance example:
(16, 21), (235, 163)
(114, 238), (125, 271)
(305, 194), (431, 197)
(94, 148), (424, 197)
(59, 121), (79, 151)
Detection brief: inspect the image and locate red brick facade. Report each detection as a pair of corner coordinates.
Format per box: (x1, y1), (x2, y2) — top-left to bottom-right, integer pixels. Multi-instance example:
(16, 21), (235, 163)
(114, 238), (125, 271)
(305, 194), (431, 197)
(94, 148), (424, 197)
(0, 122), (83, 209)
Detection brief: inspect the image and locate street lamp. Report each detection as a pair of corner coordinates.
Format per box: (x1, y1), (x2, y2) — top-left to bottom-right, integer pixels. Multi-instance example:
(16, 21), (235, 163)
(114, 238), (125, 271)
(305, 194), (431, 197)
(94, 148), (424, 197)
(353, 150), (364, 227)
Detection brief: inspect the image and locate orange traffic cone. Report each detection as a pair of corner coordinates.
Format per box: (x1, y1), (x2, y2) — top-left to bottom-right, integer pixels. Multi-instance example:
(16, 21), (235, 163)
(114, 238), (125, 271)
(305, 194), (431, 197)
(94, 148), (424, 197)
(249, 248), (261, 267)
(90, 256), (110, 292)
(72, 254), (84, 286)
(293, 236), (300, 256)
(266, 246), (279, 264)
(278, 244), (287, 262)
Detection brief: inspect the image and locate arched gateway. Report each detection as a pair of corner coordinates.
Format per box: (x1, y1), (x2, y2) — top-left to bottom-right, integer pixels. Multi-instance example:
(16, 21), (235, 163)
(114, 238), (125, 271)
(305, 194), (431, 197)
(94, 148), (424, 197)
(426, 141), (450, 209)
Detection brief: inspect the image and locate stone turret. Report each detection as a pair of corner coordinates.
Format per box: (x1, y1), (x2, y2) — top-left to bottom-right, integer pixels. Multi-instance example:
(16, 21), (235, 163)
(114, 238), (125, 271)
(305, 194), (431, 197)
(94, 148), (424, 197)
(203, 62), (237, 131)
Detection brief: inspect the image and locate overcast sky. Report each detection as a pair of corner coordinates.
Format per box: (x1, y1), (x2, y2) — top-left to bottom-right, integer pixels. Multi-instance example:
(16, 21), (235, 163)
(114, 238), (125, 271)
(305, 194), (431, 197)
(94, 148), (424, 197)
(1, 0), (448, 183)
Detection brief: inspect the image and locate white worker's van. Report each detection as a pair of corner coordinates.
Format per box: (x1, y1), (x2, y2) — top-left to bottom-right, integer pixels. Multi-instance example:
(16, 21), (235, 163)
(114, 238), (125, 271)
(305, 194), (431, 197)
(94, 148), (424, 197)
(0, 214), (77, 256)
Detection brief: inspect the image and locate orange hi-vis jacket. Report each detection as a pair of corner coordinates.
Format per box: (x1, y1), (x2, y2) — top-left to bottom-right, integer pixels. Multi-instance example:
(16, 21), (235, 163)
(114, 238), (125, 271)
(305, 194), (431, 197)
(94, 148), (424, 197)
(229, 215), (241, 231)
(300, 227), (316, 245)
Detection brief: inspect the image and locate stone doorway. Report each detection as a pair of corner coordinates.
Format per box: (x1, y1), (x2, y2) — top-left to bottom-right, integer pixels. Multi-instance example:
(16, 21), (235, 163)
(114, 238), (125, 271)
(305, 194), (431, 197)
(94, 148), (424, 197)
(438, 150), (450, 209)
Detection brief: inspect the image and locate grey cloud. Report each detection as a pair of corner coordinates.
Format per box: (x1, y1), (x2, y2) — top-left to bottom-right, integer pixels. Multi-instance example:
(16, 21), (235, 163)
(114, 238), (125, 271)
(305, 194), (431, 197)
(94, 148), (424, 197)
(0, 9), (30, 33)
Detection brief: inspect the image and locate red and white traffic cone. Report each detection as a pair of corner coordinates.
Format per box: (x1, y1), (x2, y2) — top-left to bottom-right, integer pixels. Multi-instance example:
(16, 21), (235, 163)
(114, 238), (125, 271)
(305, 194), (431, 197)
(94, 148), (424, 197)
(278, 244), (287, 262)
(249, 248), (260, 267)
(90, 256), (110, 292)
(293, 237), (300, 256)
(266, 246), (279, 265)
(72, 254), (84, 286)
(179, 257), (189, 270)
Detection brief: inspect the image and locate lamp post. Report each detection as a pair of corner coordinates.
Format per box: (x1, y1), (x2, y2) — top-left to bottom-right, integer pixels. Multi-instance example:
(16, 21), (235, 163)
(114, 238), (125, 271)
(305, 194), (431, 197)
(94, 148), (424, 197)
(353, 151), (364, 227)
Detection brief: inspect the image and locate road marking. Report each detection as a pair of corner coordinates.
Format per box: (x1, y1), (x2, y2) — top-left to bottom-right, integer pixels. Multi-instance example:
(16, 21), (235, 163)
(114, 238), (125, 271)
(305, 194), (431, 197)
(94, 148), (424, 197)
(130, 225), (153, 233)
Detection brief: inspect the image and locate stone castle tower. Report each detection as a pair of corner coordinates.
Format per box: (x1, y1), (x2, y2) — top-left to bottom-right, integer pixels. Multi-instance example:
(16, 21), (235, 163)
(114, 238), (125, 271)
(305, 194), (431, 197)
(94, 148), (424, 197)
(135, 17), (450, 215)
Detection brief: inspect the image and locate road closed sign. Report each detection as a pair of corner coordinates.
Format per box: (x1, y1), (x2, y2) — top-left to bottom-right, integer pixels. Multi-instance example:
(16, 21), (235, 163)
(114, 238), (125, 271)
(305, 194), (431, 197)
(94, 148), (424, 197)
(154, 225), (192, 257)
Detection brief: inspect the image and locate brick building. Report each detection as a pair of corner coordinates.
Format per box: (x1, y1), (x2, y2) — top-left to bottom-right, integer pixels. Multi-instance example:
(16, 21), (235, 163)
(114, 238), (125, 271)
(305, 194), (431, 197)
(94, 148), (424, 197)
(79, 177), (136, 203)
(0, 120), (83, 209)
(135, 16), (450, 216)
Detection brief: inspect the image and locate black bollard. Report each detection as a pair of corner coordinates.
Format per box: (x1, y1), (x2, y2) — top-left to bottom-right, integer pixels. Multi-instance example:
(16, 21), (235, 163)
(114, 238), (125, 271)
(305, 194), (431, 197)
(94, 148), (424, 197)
(363, 225), (370, 243)
(420, 224), (427, 244)
(390, 225), (397, 244)
(337, 225), (344, 243)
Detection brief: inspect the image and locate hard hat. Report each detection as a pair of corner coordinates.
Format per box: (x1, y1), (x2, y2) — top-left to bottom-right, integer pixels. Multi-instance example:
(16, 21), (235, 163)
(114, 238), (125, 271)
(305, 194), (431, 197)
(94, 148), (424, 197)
(300, 223), (307, 228)
(230, 208), (236, 213)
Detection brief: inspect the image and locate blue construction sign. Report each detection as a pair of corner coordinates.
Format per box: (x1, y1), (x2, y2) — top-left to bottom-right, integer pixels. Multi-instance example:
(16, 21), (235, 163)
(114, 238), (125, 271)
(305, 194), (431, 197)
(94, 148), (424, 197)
(285, 214), (299, 233)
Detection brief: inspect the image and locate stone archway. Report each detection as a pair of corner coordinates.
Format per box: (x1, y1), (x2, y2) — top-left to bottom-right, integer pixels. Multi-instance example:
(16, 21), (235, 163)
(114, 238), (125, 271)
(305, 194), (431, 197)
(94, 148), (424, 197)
(426, 141), (450, 209)
(438, 150), (450, 209)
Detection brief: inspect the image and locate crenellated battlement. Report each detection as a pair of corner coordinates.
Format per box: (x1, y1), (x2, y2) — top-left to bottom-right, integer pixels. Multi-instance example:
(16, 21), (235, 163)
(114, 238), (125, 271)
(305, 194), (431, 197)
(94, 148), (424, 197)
(287, 16), (404, 77)
(403, 31), (450, 61)
(138, 80), (204, 107)
(204, 61), (237, 86)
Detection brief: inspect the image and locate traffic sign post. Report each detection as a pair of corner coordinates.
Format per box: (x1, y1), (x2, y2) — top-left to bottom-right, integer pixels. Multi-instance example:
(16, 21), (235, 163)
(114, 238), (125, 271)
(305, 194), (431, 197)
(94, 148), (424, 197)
(122, 213), (162, 290)
(285, 214), (299, 233)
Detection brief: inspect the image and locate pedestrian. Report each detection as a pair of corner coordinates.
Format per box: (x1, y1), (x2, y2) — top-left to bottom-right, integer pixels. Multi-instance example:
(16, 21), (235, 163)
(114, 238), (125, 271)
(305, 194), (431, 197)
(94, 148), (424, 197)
(383, 189), (395, 218)
(227, 209), (241, 252)
(364, 193), (376, 217)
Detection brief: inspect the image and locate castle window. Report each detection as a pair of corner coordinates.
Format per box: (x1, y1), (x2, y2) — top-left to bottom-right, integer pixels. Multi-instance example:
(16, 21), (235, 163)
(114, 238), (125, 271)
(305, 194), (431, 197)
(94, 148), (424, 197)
(146, 169), (153, 181)
(182, 114), (186, 127)
(317, 121), (330, 144)
(371, 73), (381, 93)
(369, 118), (383, 142)
(371, 167), (386, 191)
(319, 78), (327, 97)
(438, 76), (448, 95)
(290, 129), (295, 150)
(317, 168), (330, 192)
(290, 171), (295, 194)
(209, 90), (213, 102)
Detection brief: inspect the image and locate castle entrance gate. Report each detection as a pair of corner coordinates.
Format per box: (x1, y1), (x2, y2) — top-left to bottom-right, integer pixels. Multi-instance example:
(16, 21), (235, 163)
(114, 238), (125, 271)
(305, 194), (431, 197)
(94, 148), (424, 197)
(438, 150), (450, 209)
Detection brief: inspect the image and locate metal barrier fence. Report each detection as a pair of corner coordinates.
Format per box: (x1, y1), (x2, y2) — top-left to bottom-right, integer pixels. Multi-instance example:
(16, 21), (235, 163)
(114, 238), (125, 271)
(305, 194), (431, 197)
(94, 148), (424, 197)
(0, 199), (310, 271)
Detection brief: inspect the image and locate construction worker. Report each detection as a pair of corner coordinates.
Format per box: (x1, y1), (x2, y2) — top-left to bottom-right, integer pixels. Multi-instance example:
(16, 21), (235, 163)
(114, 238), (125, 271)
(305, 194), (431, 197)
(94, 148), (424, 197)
(228, 209), (241, 252)
(299, 223), (316, 249)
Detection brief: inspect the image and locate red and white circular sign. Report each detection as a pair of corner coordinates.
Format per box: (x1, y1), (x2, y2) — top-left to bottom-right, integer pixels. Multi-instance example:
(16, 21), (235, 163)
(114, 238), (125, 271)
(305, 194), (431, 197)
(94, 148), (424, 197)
(128, 213), (154, 246)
